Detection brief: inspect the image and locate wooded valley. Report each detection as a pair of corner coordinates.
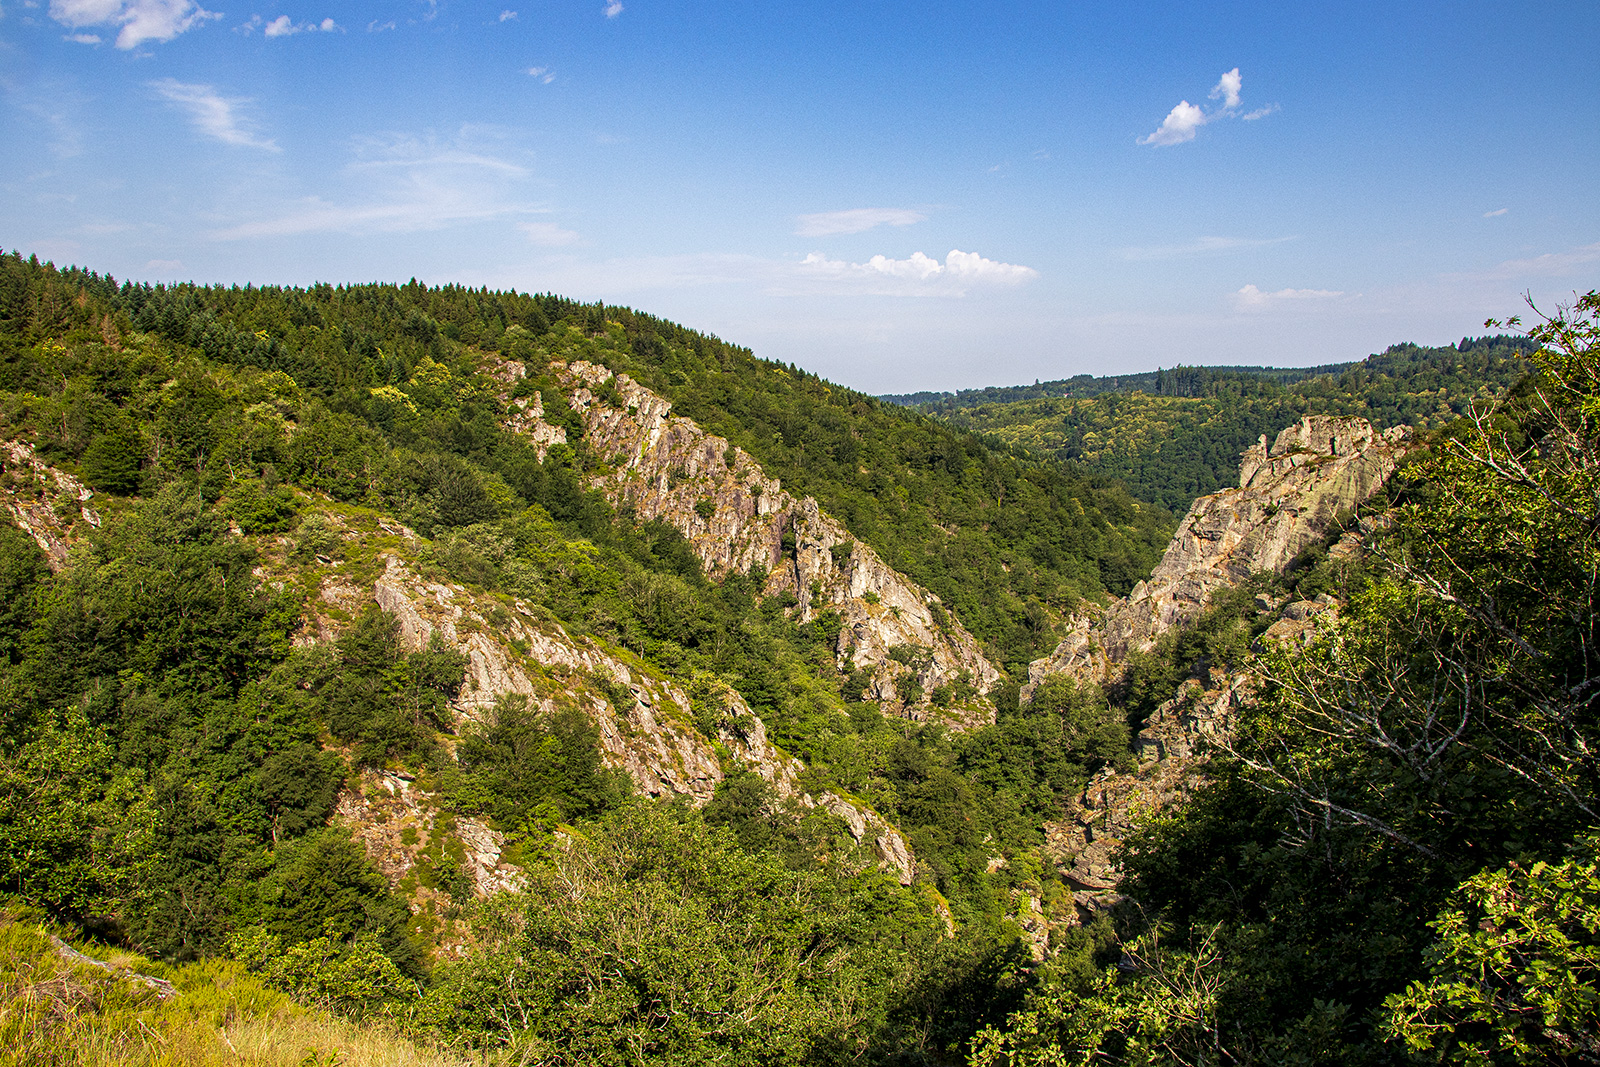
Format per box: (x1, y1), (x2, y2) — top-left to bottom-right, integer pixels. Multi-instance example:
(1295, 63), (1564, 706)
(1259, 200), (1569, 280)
(1, 250), (1596, 1066)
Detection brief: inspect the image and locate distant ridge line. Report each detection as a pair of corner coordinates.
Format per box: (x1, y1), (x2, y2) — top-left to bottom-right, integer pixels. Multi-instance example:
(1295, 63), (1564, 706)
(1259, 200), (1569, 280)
(880, 336), (1531, 409)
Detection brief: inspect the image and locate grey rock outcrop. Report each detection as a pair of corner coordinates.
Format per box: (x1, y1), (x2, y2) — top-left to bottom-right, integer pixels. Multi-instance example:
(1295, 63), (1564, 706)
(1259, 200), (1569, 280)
(344, 553), (917, 884)
(1026, 415), (1410, 694)
(0, 439), (101, 570)
(531, 359), (1000, 728)
(1029, 415), (1413, 923)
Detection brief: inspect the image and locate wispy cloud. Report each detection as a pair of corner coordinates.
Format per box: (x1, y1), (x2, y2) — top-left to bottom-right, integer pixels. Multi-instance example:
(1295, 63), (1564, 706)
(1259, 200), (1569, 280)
(1484, 241), (1600, 279)
(499, 9), (516, 20)
(603, 0), (622, 16)
(51, 0), (221, 49)
(521, 220), (580, 246)
(1118, 235), (1295, 261)
(1232, 283), (1344, 311)
(795, 207), (927, 237)
(12, 83), (88, 158)
(149, 78), (279, 151)
(527, 66), (555, 84)
(794, 249), (1037, 296)
(211, 130), (540, 239)
(1140, 68), (1277, 147)
(1483, 207), (1509, 218)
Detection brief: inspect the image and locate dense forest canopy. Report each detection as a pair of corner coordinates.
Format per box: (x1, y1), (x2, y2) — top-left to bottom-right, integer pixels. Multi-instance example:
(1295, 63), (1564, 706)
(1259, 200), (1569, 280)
(892, 339), (1533, 511)
(0, 253), (1170, 675)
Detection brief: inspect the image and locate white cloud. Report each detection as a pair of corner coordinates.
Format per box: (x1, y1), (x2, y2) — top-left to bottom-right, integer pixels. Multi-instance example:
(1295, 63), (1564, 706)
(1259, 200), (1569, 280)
(143, 258), (183, 273)
(527, 66), (555, 83)
(795, 249), (1037, 296)
(1118, 235), (1295, 261)
(521, 221), (580, 246)
(499, 8), (516, 20)
(258, 13), (337, 36)
(1141, 68), (1276, 146)
(1232, 284), (1344, 311)
(67, 31), (102, 42)
(1139, 100), (1206, 146)
(149, 78), (279, 150)
(368, 19), (396, 31)
(944, 249), (1037, 281)
(1209, 67), (1241, 109)
(603, 0), (621, 16)
(1483, 207), (1508, 218)
(50, 0), (220, 48)
(794, 207), (926, 237)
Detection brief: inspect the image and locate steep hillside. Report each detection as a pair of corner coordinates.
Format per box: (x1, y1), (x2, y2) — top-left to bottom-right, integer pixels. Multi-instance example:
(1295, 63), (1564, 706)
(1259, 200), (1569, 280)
(1021, 413), (1415, 899)
(0, 251), (1148, 1062)
(0, 261), (1172, 677)
(900, 338), (1529, 511)
(974, 293), (1600, 1065)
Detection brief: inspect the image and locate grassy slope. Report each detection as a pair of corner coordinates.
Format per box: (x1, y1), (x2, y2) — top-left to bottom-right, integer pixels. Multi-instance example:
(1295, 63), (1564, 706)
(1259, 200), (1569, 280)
(0, 918), (471, 1067)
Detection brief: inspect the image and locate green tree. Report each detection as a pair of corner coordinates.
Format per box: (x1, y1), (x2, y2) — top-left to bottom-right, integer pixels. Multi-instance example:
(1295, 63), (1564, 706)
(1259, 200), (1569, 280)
(420, 802), (941, 1065)
(1384, 837), (1600, 1064)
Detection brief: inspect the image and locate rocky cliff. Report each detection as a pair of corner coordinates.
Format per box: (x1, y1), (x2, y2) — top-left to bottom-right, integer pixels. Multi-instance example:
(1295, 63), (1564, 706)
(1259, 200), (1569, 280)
(1026, 415), (1410, 694)
(0, 439), (102, 570)
(308, 518), (919, 886)
(0, 449), (920, 923)
(1028, 415), (1412, 920)
(501, 358), (1002, 728)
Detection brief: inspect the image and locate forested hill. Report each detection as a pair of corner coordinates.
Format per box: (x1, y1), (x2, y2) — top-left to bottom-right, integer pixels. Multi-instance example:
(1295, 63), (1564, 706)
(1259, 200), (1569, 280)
(0, 254), (1169, 673)
(900, 337), (1531, 512)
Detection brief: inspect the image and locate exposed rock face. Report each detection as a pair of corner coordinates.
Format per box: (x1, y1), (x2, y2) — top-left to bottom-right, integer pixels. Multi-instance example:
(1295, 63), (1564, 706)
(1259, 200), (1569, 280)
(539, 359), (1000, 728)
(506, 392), (569, 459)
(1029, 416), (1412, 923)
(0, 432), (919, 893)
(0, 439), (101, 570)
(346, 553), (917, 885)
(334, 769), (525, 960)
(1026, 415), (1410, 694)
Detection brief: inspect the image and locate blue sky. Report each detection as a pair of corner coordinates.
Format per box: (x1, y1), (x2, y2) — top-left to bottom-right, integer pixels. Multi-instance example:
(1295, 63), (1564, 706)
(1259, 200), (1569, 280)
(3, 1), (1597, 392)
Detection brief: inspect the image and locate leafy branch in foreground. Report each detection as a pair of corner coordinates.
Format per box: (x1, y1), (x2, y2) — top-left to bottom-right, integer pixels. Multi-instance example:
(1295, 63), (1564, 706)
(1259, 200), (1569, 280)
(1227, 290), (1600, 865)
(1384, 837), (1600, 1064)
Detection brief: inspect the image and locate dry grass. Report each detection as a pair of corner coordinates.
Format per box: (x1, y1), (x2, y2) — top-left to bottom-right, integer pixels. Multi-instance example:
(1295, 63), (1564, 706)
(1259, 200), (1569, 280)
(0, 921), (491, 1067)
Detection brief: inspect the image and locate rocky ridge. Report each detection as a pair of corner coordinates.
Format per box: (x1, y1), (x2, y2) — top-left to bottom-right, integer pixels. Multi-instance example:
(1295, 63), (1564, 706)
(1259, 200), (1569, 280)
(502, 357), (1001, 728)
(1027, 415), (1412, 917)
(310, 535), (919, 886)
(1025, 415), (1410, 694)
(0, 448), (919, 929)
